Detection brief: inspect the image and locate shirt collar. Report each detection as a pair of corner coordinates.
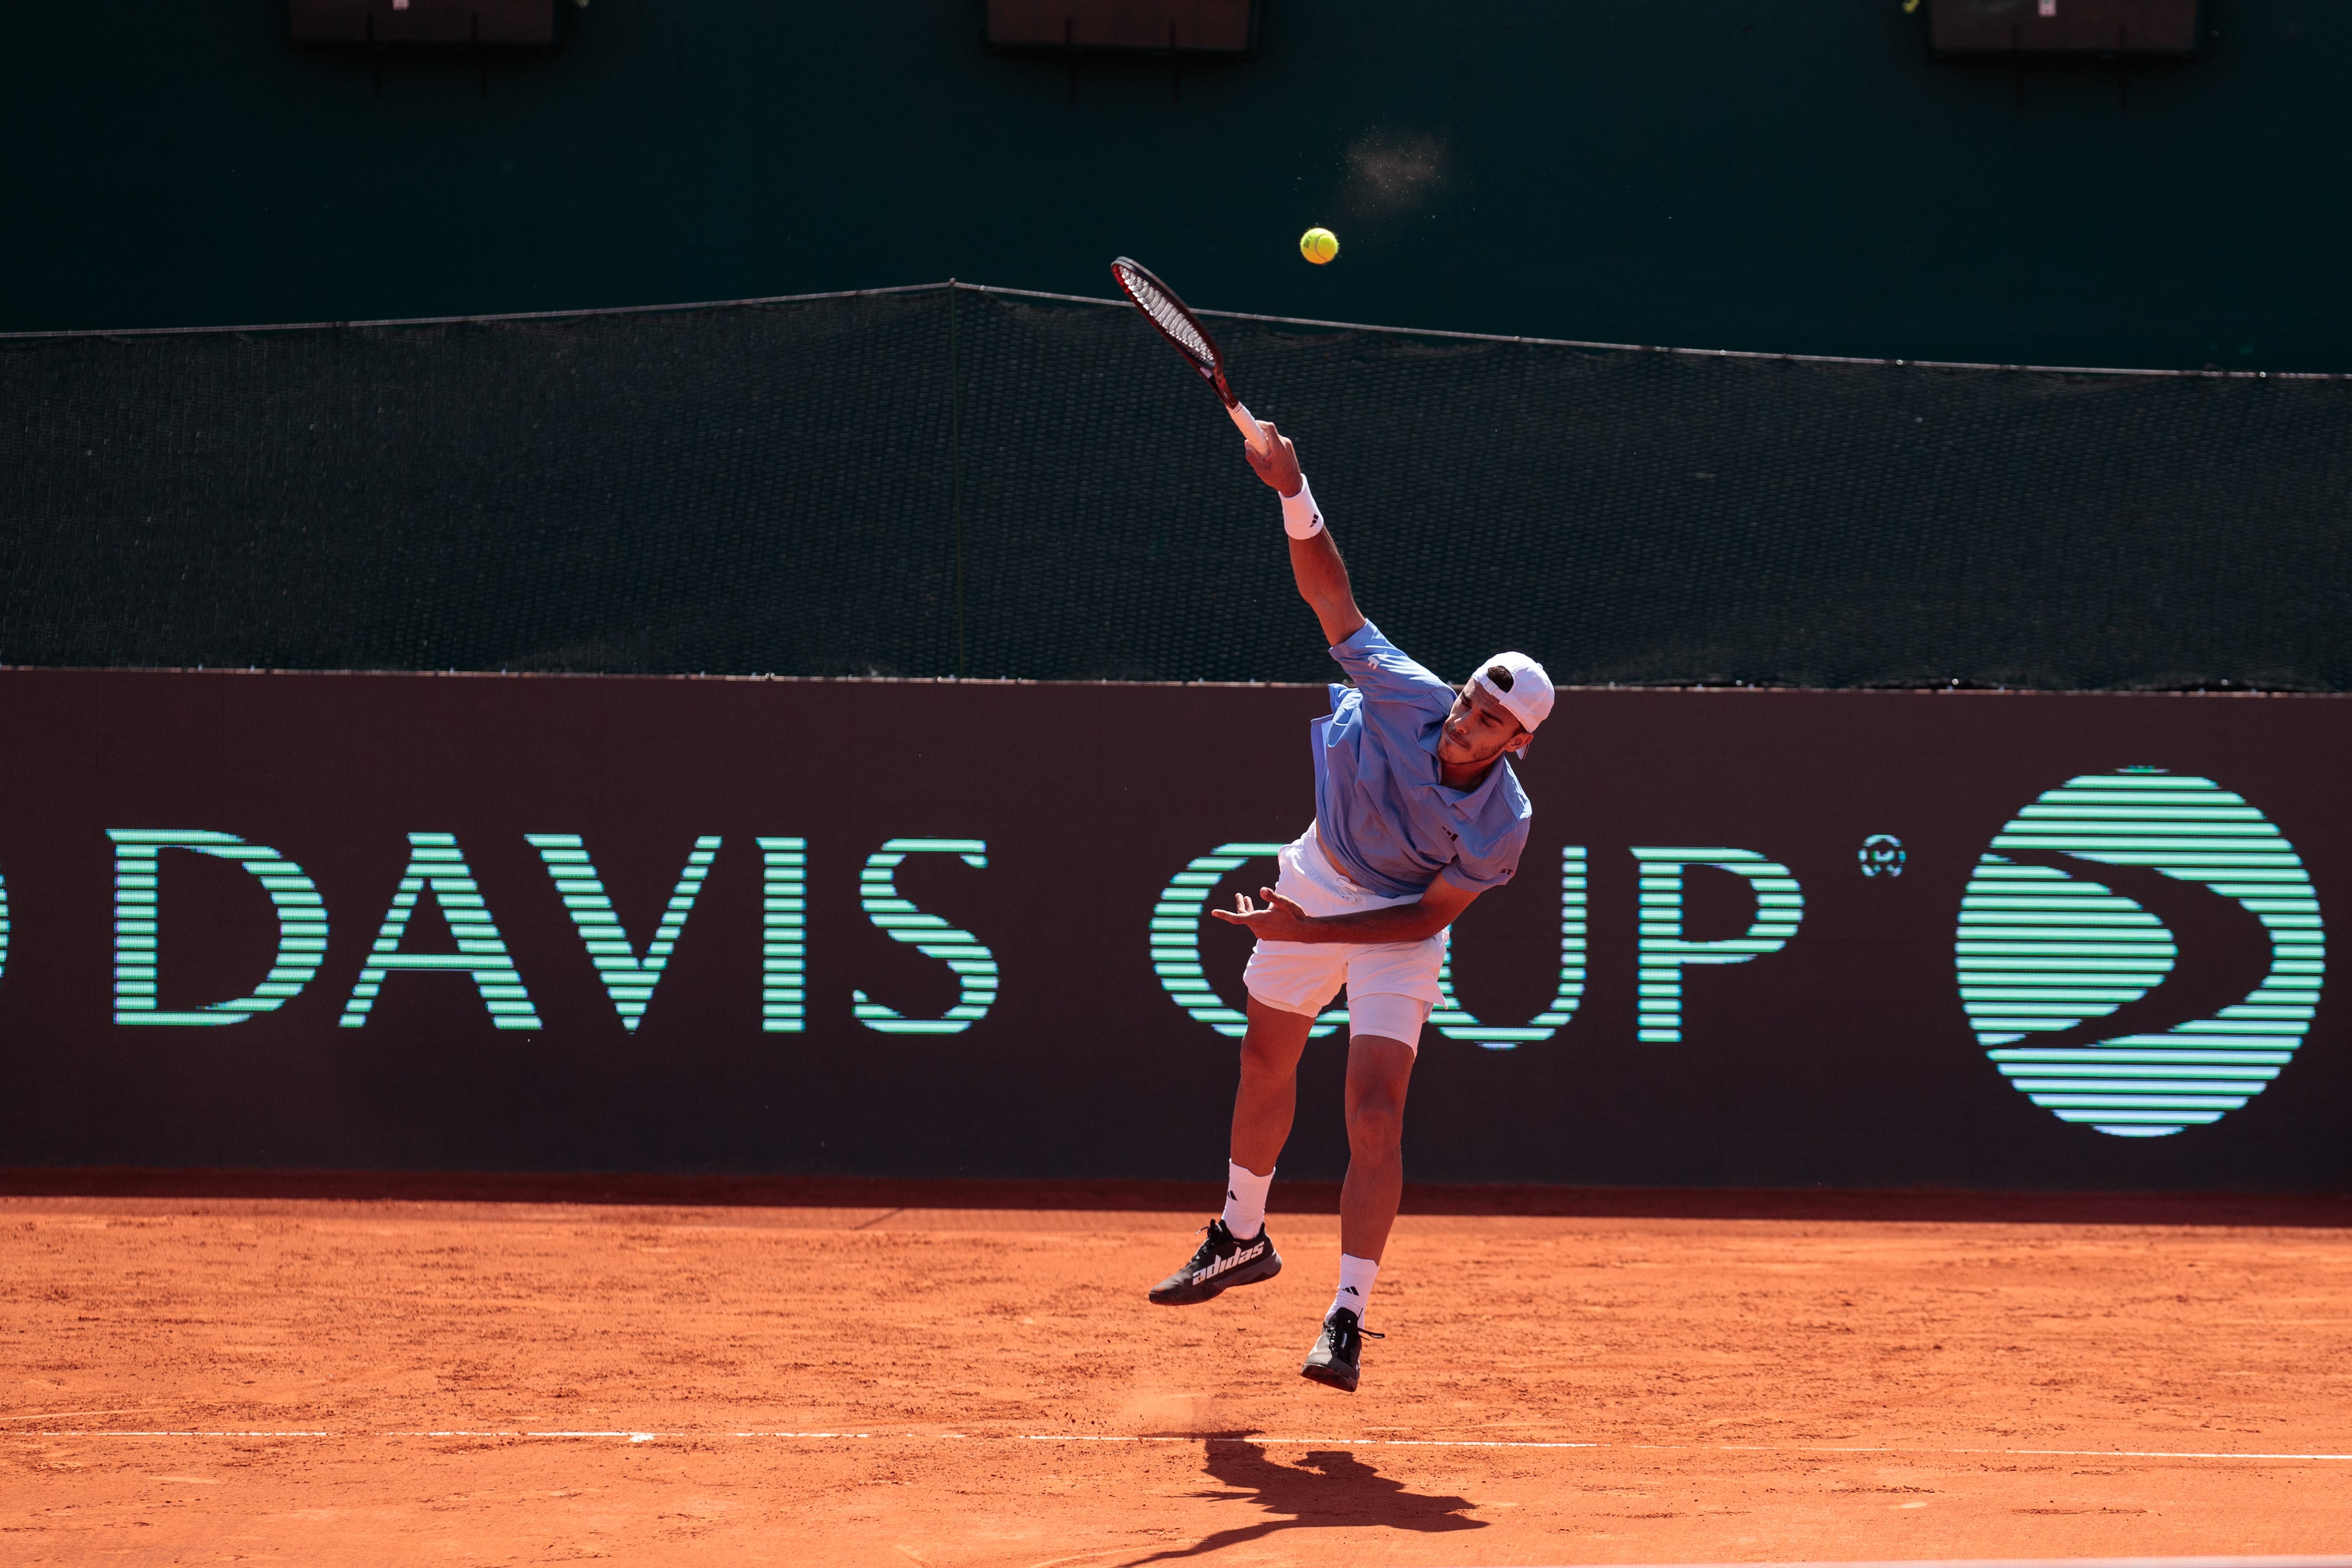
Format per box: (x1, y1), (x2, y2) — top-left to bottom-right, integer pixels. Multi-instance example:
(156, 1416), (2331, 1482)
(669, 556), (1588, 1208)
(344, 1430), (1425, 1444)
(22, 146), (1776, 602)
(1431, 750), (1513, 807)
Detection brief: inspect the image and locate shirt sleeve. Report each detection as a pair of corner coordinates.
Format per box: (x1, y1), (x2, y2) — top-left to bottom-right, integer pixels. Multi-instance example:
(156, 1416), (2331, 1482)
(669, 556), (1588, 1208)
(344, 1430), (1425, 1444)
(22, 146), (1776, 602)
(1328, 621), (1454, 714)
(1439, 813), (1532, 893)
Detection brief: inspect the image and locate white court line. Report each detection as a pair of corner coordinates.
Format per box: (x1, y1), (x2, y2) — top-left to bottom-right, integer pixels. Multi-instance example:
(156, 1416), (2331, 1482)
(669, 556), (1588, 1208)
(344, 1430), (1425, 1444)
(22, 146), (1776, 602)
(1018, 1434), (1601, 1449)
(29, 1438), (338, 1448)
(2005, 1448), (2352, 1461)
(1617, 1561), (2352, 1568)
(16, 1430), (2352, 1461)
(1017, 1436), (2352, 1461)
(385, 1430), (665, 1442)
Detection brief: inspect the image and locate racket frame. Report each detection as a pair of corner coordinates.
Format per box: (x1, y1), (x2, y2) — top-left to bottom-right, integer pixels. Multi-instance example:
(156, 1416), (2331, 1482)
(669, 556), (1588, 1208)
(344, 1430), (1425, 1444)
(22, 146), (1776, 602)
(1109, 256), (1272, 456)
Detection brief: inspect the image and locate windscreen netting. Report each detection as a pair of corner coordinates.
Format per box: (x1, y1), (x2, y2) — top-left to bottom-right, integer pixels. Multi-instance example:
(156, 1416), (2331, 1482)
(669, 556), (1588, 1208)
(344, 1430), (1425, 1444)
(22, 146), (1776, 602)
(4, 283), (2349, 689)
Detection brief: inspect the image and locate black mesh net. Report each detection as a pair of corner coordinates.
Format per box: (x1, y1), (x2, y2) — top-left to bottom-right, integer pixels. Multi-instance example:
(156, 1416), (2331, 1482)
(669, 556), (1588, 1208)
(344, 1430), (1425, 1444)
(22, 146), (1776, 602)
(4, 284), (2348, 689)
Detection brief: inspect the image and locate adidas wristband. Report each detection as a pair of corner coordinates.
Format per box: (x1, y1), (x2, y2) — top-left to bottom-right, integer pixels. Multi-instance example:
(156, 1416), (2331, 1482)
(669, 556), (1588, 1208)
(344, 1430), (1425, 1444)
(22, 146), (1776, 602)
(1281, 476), (1325, 539)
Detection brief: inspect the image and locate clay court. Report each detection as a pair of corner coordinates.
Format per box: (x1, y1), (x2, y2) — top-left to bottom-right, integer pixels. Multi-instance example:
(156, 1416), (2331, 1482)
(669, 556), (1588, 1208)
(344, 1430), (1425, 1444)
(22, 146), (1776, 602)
(6, 1178), (2350, 1565)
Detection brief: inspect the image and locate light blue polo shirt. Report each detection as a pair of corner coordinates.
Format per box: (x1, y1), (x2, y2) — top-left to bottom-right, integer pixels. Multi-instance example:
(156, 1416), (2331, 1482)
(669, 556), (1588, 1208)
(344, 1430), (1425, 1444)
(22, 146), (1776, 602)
(1311, 621), (1533, 899)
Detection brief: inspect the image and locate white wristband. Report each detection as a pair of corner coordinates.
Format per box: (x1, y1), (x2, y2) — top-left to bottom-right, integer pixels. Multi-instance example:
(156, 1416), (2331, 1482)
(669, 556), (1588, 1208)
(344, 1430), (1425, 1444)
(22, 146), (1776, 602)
(1281, 475), (1325, 539)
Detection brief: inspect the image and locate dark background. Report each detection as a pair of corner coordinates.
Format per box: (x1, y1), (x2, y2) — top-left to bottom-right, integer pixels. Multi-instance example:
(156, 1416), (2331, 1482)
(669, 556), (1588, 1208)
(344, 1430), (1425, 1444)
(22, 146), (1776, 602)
(3, 1), (2345, 371)
(0, 667), (2341, 1190)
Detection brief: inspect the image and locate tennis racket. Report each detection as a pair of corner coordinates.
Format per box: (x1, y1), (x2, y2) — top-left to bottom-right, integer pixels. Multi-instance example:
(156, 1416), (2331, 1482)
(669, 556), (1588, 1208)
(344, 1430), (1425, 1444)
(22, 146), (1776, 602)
(1109, 257), (1273, 457)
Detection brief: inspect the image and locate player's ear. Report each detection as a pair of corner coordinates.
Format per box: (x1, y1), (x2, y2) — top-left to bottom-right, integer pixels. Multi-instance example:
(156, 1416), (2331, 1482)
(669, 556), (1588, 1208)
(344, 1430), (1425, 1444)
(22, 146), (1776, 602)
(1505, 729), (1531, 756)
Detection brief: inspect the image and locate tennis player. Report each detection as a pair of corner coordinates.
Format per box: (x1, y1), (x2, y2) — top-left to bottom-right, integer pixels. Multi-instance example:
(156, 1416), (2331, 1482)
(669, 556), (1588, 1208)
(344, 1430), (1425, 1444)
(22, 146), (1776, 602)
(1147, 421), (1553, 1394)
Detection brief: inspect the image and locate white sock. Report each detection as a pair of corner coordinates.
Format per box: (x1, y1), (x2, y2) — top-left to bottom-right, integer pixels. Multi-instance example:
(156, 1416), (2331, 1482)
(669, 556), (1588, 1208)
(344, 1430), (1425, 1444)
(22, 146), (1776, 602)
(1329, 1254), (1380, 1324)
(1221, 1160), (1273, 1240)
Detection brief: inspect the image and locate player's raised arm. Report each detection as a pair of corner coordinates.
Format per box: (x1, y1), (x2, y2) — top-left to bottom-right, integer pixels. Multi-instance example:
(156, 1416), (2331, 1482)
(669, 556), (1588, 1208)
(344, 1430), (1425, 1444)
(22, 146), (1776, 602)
(1245, 423), (1365, 648)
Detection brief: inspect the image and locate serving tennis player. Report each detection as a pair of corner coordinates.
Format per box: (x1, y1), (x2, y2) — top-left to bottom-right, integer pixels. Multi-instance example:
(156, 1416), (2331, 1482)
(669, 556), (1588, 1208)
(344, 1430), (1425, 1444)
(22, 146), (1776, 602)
(1147, 421), (1552, 1394)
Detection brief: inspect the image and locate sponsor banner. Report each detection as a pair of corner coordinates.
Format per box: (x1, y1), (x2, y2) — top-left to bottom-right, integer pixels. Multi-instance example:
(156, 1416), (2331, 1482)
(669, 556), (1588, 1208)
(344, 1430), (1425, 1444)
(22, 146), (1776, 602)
(0, 669), (2343, 1189)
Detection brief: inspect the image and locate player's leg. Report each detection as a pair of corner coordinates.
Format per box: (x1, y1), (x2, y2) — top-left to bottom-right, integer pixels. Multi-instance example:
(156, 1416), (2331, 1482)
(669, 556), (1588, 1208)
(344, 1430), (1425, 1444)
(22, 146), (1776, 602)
(1337, 1029), (1417, 1267)
(1149, 994), (1328, 1307)
(1150, 825), (1346, 1309)
(1302, 986), (1430, 1393)
(1230, 994), (1317, 1179)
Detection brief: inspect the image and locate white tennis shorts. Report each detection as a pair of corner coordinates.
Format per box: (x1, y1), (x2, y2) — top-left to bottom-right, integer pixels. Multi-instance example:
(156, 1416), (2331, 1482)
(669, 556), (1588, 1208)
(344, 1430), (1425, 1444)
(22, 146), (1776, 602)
(1241, 822), (1445, 1051)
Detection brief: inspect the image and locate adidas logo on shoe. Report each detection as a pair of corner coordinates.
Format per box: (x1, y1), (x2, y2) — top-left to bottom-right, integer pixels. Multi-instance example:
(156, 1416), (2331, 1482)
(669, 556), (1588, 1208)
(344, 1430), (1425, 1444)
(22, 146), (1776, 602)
(1147, 1218), (1284, 1306)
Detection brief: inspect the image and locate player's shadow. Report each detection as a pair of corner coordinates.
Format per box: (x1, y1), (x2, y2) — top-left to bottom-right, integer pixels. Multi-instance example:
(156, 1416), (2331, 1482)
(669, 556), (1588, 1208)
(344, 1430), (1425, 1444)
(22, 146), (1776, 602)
(1122, 1437), (1488, 1562)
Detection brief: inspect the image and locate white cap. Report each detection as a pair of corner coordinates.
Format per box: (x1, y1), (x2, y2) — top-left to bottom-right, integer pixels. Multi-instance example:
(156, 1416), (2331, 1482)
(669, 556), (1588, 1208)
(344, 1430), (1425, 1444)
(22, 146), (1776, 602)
(1470, 651), (1554, 733)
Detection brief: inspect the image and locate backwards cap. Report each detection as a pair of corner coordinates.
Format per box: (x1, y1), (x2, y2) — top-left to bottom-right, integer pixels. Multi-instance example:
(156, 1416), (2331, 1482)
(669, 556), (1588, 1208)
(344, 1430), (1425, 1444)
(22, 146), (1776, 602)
(1470, 651), (1554, 733)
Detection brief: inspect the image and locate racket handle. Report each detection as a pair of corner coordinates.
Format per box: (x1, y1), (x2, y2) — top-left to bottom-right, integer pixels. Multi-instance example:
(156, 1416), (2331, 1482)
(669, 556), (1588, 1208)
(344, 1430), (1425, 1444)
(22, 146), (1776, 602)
(1229, 399), (1272, 456)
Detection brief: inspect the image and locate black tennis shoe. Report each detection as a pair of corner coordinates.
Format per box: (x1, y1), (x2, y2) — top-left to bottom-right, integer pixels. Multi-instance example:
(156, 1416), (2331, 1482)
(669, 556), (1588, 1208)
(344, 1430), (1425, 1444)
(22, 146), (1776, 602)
(1299, 1307), (1383, 1393)
(1148, 1218), (1282, 1306)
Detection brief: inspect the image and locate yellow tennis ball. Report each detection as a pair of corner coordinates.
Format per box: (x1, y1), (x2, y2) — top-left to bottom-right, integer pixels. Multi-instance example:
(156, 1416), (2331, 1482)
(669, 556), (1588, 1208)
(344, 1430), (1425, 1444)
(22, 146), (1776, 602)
(1299, 227), (1339, 265)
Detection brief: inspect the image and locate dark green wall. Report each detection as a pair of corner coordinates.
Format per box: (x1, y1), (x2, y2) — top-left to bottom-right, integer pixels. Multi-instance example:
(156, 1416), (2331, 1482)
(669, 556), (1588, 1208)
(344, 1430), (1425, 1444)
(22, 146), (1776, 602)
(5, 2), (2344, 369)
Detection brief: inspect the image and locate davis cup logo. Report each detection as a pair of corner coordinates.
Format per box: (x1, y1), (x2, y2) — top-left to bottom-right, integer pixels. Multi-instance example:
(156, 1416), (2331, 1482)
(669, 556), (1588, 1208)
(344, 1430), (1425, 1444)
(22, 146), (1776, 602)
(1955, 769), (2325, 1138)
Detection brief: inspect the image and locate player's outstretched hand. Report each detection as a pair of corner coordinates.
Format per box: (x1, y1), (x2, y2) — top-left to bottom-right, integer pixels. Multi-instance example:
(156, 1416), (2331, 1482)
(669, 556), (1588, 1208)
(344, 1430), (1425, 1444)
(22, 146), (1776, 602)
(1211, 886), (1314, 940)
(1243, 421), (1305, 499)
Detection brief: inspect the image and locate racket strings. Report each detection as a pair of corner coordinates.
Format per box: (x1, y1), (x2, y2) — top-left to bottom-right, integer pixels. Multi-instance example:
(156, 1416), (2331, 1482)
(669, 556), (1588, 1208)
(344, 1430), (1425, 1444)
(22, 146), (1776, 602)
(1115, 268), (1216, 367)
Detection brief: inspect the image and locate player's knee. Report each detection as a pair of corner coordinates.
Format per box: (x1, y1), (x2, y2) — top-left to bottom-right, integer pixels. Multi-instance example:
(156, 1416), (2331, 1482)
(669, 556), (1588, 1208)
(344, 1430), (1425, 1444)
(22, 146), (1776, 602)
(1346, 1097), (1404, 1157)
(1237, 1031), (1294, 1079)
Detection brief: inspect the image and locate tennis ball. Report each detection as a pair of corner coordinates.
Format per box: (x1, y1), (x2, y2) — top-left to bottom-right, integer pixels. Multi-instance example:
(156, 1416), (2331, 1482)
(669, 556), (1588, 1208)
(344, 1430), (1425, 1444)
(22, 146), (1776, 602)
(1299, 227), (1339, 265)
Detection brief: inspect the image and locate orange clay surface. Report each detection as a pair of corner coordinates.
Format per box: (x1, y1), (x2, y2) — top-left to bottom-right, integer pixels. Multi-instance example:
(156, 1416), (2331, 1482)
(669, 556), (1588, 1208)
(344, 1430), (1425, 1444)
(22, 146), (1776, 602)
(4, 1178), (2352, 1566)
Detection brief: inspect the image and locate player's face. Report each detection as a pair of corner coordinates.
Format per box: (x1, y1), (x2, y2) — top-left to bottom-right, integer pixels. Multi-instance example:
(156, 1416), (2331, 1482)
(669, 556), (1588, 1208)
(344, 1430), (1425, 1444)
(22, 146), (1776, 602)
(1437, 683), (1527, 768)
